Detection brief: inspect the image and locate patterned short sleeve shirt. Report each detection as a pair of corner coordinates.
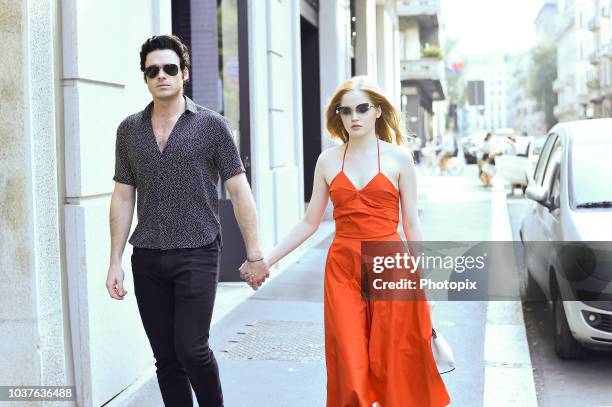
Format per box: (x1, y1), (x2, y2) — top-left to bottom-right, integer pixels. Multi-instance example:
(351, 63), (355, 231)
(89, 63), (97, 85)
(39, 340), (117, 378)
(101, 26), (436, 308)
(113, 96), (245, 250)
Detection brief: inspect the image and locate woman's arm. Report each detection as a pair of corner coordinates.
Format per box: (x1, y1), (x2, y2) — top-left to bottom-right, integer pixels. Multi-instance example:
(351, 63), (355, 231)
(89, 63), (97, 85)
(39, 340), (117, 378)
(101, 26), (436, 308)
(264, 152), (331, 268)
(398, 148), (435, 310)
(399, 148), (424, 243)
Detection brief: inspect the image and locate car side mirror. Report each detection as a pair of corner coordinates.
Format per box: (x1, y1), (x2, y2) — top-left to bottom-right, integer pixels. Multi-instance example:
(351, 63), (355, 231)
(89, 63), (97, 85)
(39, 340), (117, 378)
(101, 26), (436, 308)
(551, 194), (560, 211)
(526, 185), (550, 207)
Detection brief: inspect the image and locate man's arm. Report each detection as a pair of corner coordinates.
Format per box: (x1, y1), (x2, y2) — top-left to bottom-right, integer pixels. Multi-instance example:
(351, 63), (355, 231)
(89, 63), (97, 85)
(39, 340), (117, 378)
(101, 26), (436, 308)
(106, 182), (136, 300)
(224, 173), (270, 288)
(224, 173), (262, 260)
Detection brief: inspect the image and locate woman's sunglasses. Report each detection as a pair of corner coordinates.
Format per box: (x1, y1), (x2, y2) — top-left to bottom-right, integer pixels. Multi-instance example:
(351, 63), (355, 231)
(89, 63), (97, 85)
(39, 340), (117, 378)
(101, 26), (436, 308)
(144, 64), (180, 79)
(335, 103), (376, 116)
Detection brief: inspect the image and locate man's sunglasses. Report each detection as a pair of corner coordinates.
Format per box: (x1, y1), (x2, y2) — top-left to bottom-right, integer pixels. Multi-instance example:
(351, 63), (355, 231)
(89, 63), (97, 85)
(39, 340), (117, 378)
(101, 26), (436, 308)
(335, 103), (376, 116)
(144, 64), (180, 79)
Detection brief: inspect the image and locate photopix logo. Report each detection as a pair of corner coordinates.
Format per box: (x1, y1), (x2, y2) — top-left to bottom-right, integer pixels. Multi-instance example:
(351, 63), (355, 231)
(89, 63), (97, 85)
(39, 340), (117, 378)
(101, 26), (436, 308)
(360, 241), (612, 302)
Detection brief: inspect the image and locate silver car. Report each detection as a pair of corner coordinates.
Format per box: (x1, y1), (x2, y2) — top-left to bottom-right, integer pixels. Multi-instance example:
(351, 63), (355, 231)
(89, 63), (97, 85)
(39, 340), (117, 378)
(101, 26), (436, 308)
(520, 119), (612, 359)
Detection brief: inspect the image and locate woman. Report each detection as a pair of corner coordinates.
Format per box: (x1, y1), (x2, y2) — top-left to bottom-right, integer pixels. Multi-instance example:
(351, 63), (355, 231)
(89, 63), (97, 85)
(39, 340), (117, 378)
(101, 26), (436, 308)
(479, 132), (496, 187)
(241, 76), (451, 407)
(437, 132), (457, 175)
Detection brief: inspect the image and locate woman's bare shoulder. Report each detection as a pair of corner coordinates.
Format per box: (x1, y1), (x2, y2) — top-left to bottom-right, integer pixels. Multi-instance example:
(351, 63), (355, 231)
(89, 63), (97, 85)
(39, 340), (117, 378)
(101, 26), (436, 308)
(318, 144), (345, 164)
(381, 140), (415, 165)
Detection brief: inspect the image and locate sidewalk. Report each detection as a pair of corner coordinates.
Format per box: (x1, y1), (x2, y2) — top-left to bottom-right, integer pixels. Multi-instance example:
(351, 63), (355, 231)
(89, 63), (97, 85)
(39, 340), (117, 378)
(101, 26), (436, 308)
(107, 165), (536, 407)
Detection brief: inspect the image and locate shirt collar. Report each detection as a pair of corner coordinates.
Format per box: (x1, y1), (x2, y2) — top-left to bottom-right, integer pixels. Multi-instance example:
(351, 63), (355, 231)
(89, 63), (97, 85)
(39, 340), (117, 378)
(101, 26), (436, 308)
(142, 95), (196, 121)
(184, 96), (197, 113)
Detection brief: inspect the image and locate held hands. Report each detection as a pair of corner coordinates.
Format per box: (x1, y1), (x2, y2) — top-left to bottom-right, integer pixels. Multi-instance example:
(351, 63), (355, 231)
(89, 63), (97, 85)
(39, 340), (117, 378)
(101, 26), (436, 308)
(239, 258), (270, 290)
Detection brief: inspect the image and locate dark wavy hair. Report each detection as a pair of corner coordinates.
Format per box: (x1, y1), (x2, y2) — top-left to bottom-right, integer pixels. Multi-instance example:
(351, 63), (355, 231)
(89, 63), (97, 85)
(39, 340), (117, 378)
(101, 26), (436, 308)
(139, 35), (191, 82)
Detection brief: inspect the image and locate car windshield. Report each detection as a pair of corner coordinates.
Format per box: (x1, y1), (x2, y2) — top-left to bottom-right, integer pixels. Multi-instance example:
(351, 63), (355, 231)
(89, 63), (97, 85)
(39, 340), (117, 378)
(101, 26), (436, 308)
(571, 137), (612, 207)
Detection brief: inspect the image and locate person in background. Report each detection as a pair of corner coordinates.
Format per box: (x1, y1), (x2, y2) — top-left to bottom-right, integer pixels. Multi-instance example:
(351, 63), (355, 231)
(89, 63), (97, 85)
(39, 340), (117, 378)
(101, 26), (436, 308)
(479, 132), (496, 187)
(437, 132), (456, 175)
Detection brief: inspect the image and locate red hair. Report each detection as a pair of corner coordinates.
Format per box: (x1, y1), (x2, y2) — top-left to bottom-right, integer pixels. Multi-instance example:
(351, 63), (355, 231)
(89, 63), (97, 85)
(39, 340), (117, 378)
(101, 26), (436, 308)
(325, 76), (406, 145)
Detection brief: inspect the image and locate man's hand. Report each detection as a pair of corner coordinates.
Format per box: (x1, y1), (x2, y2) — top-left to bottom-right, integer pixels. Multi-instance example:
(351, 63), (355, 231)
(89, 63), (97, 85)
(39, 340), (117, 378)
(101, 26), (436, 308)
(106, 262), (128, 300)
(239, 259), (270, 290)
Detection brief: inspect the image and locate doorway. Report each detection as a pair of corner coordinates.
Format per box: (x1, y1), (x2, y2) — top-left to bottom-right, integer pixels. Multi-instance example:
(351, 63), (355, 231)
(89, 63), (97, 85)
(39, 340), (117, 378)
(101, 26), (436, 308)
(172, 0), (251, 281)
(300, 15), (321, 201)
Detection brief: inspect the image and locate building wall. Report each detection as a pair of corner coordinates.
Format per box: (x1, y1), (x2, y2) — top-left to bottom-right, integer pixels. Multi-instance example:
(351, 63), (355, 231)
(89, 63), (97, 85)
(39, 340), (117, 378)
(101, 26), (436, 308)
(248, 0), (305, 266)
(463, 54), (510, 132)
(399, 20), (420, 60)
(61, 1), (173, 405)
(354, 0), (378, 78)
(554, 0), (595, 121)
(376, 3), (401, 108)
(586, 0), (612, 117)
(319, 0), (352, 150)
(0, 0), (69, 393)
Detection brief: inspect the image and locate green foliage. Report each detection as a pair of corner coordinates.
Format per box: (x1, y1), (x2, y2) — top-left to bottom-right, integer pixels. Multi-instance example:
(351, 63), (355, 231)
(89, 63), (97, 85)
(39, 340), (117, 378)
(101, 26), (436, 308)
(528, 40), (558, 129)
(421, 45), (444, 59)
(443, 37), (465, 106)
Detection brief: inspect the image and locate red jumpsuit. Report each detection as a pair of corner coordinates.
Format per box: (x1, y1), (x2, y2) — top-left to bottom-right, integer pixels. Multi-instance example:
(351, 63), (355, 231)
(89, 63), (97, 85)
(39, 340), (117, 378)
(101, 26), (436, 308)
(324, 138), (451, 407)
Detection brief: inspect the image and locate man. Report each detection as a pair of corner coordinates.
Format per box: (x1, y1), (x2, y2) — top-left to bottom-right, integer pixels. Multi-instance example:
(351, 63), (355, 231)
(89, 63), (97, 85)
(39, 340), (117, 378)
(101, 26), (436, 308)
(106, 35), (268, 407)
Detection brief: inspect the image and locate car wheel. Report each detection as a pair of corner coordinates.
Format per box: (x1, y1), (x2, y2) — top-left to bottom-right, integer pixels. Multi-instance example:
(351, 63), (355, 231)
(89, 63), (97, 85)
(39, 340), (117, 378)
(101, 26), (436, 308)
(552, 283), (586, 359)
(520, 243), (545, 302)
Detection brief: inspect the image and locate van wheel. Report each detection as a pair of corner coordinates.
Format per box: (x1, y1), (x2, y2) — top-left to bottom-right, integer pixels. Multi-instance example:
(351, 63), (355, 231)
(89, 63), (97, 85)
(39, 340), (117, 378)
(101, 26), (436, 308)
(552, 287), (586, 359)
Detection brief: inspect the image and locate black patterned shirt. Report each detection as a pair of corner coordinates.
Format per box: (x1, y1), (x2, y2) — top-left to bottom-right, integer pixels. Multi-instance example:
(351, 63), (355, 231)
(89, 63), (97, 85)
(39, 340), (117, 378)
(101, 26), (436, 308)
(113, 96), (245, 250)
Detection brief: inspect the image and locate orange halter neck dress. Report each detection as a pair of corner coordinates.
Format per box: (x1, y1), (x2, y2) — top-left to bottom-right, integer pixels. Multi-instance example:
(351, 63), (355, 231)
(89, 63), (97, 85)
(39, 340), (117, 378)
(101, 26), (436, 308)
(324, 137), (451, 407)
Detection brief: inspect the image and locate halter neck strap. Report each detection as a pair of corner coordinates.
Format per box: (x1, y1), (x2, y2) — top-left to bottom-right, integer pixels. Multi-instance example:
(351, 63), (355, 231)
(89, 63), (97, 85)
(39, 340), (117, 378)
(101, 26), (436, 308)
(341, 136), (381, 173)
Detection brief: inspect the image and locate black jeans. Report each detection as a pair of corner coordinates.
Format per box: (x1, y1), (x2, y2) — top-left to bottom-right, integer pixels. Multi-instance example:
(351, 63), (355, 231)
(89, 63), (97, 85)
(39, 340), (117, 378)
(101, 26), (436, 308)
(131, 235), (223, 407)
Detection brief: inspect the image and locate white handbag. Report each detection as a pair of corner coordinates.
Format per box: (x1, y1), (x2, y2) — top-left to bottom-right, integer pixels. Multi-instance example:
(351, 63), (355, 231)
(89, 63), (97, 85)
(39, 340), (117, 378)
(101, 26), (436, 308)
(482, 163), (497, 176)
(432, 327), (456, 374)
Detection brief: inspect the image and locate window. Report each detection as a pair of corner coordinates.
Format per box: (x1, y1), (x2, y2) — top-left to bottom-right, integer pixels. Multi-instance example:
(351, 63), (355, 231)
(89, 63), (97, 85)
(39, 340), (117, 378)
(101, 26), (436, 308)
(570, 137), (612, 206)
(172, 0), (242, 148)
(542, 138), (562, 187)
(549, 165), (561, 211)
(534, 134), (558, 185)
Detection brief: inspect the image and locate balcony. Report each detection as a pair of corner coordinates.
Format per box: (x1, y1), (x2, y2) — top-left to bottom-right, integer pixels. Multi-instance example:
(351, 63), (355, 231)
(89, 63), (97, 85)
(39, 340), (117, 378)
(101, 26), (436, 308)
(400, 58), (445, 100)
(589, 50), (602, 65)
(590, 89), (603, 103)
(579, 93), (591, 105)
(397, 0), (440, 28)
(553, 103), (577, 119)
(603, 42), (612, 58)
(588, 16), (601, 31)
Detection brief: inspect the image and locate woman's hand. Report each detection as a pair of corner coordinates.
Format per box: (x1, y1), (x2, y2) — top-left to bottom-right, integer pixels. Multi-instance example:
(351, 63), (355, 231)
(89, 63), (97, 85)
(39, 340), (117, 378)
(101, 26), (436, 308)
(239, 259), (270, 290)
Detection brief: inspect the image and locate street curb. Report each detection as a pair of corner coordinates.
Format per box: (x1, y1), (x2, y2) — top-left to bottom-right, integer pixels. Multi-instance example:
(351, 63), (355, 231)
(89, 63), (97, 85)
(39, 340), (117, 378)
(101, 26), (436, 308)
(483, 190), (538, 406)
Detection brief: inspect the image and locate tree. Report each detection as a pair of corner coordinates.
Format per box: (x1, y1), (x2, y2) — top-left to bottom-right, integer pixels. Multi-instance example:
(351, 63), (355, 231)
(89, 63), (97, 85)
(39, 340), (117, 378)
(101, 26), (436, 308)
(528, 40), (558, 129)
(443, 37), (466, 131)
